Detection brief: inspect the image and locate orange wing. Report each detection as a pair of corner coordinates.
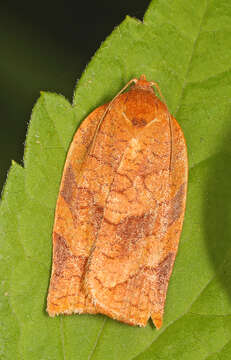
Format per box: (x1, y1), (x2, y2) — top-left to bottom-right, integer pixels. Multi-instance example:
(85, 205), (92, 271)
(47, 94), (135, 316)
(47, 76), (187, 329)
(85, 94), (187, 328)
(47, 104), (107, 315)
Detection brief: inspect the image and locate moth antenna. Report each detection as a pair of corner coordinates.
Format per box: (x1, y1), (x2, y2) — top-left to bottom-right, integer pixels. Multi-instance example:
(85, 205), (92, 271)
(150, 81), (165, 102)
(89, 78), (138, 153)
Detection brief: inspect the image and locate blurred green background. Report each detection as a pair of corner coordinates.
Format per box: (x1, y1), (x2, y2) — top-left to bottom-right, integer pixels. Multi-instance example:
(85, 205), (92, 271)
(0, 0), (150, 193)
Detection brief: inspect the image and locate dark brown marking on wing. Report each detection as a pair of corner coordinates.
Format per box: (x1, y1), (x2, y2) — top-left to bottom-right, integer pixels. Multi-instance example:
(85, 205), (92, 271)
(156, 252), (175, 299)
(168, 183), (186, 226)
(132, 118), (147, 127)
(61, 164), (76, 205)
(116, 211), (156, 243)
(51, 233), (87, 283)
(93, 205), (104, 233)
(52, 233), (71, 277)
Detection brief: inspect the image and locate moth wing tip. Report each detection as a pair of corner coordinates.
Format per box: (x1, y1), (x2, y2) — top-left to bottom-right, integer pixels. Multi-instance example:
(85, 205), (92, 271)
(151, 313), (163, 329)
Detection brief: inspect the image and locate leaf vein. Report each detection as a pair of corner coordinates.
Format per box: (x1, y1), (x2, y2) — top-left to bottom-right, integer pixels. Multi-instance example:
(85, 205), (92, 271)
(87, 318), (107, 360)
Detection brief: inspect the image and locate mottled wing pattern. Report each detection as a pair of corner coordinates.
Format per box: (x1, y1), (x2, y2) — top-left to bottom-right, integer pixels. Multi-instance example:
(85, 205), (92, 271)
(47, 95), (135, 316)
(150, 115), (187, 328)
(47, 104), (107, 315)
(47, 78), (187, 329)
(86, 101), (187, 328)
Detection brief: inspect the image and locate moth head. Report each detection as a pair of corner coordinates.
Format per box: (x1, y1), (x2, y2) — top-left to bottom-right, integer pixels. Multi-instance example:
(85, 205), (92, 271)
(132, 74), (155, 93)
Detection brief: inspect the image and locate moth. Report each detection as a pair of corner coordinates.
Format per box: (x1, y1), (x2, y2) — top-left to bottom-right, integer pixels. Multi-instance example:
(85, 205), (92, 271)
(47, 75), (188, 329)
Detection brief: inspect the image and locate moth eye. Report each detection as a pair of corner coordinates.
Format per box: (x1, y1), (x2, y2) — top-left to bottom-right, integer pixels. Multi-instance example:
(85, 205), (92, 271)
(131, 117), (147, 127)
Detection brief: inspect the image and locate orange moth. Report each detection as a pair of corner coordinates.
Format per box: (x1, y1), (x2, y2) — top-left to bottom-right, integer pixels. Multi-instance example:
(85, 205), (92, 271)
(47, 75), (188, 329)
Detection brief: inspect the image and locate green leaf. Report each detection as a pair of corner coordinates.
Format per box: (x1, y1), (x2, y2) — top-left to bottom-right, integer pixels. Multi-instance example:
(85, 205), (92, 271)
(1, 0), (231, 359)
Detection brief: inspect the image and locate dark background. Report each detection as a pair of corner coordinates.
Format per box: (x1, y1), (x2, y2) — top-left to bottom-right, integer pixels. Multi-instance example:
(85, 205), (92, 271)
(0, 0), (150, 193)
